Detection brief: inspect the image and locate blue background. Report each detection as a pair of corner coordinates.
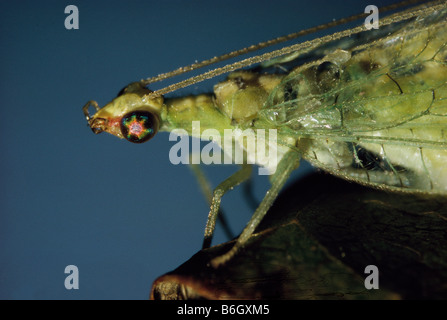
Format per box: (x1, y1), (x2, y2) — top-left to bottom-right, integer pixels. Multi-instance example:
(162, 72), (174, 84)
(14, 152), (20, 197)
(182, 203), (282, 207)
(0, 0), (399, 299)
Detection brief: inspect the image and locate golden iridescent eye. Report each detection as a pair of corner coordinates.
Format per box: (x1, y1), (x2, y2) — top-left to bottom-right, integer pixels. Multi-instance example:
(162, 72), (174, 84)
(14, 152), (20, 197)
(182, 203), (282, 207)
(120, 111), (159, 143)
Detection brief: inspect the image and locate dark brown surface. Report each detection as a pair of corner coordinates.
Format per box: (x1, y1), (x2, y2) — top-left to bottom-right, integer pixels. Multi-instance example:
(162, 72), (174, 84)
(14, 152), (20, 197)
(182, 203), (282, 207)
(151, 173), (447, 300)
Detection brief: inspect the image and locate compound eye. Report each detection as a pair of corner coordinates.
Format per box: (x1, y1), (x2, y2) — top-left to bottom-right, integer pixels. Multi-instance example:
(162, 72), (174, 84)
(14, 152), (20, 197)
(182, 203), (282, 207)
(120, 110), (159, 143)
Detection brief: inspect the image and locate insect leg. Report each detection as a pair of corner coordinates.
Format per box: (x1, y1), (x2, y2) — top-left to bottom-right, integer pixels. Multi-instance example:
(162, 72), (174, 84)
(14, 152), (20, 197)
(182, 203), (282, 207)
(211, 150), (300, 268)
(188, 163), (236, 245)
(202, 163), (252, 249)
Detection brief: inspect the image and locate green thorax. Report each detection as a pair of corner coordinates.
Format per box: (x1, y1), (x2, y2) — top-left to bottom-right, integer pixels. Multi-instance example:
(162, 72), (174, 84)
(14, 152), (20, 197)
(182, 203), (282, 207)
(160, 71), (285, 138)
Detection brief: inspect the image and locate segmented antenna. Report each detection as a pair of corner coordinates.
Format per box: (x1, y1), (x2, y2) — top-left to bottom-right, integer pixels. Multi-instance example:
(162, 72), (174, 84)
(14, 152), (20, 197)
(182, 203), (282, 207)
(144, 0), (440, 98)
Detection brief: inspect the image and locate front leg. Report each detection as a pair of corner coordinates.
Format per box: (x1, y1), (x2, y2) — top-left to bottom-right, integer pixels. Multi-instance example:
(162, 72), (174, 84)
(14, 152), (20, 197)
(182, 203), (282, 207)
(211, 150), (301, 268)
(203, 164), (253, 249)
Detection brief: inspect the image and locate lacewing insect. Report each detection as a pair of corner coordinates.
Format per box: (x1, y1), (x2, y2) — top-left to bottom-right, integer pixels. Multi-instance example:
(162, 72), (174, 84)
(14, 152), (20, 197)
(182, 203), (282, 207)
(83, 0), (447, 267)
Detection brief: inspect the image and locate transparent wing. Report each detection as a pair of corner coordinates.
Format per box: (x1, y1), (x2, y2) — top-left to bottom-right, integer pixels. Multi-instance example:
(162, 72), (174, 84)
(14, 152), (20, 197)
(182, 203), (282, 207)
(261, 5), (447, 194)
